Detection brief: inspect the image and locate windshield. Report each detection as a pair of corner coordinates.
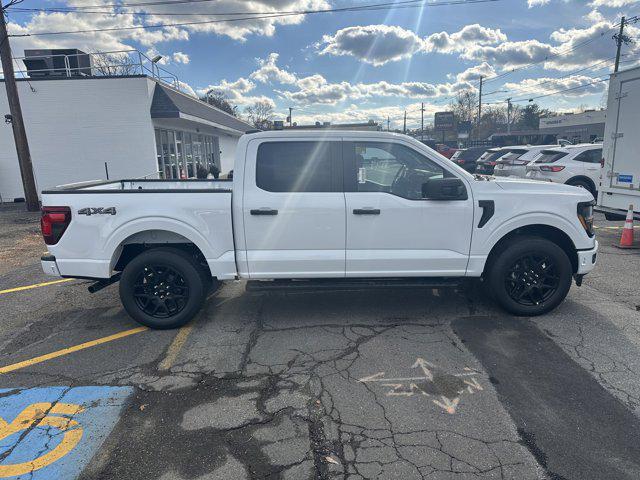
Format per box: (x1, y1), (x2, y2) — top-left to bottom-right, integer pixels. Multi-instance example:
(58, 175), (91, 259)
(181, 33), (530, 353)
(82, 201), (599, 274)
(535, 150), (568, 163)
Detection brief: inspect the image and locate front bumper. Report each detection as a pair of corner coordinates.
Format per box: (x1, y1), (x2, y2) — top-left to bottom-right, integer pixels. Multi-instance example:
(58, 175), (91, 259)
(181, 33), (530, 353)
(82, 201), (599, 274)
(576, 240), (598, 275)
(41, 254), (61, 276)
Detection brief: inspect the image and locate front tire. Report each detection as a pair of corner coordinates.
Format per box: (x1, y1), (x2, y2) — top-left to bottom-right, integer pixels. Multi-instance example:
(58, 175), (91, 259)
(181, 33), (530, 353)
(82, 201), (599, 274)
(119, 248), (207, 329)
(487, 237), (572, 316)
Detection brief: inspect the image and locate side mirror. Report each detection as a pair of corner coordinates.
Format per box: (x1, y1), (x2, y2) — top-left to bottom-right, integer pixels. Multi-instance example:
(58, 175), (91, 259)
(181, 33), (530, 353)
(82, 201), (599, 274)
(422, 177), (468, 201)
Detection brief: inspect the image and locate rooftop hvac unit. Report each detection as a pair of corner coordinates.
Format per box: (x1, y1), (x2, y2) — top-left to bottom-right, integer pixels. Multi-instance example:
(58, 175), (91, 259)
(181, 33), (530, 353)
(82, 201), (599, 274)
(23, 49), (92, 78)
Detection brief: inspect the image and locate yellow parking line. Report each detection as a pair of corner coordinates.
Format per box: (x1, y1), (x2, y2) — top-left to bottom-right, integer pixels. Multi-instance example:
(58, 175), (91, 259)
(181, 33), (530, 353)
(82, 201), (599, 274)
(158, 324), (194, 371)
(0, 278), (74, 296)
(0, 327), (148, 375)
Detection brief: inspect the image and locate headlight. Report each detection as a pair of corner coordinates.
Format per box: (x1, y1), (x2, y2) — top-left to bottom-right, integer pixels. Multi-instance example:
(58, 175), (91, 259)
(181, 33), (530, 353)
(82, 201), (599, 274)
(577, 200), (595, 237)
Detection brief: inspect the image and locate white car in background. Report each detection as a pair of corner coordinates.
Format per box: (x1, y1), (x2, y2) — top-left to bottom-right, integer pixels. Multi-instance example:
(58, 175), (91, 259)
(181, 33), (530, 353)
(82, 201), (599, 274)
(525, 144), (603, 197)
(493, 145), (557, 179)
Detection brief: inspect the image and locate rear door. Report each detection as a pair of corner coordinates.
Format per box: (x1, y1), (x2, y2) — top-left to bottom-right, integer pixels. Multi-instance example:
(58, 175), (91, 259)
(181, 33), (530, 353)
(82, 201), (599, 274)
(573, 147), (602, 185)
(343, 139), (473, 277)
(610, 77), (640, 189)
(242, 139), (346, 278)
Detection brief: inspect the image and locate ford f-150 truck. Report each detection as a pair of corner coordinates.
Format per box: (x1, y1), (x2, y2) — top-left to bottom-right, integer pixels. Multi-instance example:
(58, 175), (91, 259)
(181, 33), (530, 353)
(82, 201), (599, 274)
(40, 131), (598, 329)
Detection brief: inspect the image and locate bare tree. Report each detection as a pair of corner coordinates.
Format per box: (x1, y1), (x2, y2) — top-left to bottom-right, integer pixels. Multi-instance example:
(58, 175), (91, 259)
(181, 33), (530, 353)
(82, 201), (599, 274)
(245, 100), (274, 130)
(449, 90), (477, 123)
(201, 91), (238, 117)
(91, 52), (138, 76)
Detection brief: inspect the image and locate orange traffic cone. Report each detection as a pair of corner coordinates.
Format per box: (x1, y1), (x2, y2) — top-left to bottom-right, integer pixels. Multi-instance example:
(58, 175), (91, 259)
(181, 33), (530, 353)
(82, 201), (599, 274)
(618, 204), (635, 248)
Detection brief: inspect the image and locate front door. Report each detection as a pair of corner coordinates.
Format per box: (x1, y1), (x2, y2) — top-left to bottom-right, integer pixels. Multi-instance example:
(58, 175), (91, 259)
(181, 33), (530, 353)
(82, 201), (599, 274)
(242, 139), (346, 278)
(343, 140), (473, 277)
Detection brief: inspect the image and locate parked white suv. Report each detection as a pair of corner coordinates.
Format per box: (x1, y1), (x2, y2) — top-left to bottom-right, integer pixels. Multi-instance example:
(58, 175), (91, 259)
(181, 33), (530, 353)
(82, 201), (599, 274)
(526, 144), (603, 196)
(493, 145), (557, 179)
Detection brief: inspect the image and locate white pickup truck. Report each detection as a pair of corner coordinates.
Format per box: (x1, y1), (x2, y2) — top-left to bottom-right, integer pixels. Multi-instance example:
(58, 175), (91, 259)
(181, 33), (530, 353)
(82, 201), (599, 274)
(40, 131), (598, 329)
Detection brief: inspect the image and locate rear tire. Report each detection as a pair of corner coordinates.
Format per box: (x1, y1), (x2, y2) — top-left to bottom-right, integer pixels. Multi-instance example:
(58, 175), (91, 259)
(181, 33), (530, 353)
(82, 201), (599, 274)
(119, 247), (207, 329)
(487, 237), (572, 316)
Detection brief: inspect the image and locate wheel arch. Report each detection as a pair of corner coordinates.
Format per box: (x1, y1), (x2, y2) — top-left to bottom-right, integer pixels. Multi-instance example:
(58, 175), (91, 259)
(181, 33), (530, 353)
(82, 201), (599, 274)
(483, 224), (579, 275)
(565, 175), (596, 195)
(108, 227), (213, 279)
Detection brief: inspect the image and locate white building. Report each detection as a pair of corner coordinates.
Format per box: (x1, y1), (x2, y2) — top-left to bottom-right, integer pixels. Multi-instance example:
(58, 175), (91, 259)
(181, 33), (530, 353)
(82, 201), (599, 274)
(1, 51), (251, 202)
(539, 110), (606, 144)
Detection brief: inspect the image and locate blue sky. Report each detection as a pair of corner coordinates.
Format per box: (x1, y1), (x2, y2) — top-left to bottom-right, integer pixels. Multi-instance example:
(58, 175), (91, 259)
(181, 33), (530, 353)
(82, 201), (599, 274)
(5, 0), (640, 128)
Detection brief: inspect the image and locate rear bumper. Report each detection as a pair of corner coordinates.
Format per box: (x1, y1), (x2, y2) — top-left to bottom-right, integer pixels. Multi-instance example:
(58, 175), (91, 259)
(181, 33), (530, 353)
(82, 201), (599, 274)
(41, 254), (61, 276)
(576, 240), (598, 275)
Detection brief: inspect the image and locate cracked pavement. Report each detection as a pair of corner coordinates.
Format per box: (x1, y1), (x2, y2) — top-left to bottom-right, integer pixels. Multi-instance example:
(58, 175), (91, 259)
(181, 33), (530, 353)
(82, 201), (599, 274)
(0, 212), (639, 479)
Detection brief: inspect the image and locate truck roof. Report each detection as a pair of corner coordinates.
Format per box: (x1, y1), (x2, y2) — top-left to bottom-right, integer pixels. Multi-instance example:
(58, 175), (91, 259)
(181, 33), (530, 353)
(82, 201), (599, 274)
(243, 130), (413, 140)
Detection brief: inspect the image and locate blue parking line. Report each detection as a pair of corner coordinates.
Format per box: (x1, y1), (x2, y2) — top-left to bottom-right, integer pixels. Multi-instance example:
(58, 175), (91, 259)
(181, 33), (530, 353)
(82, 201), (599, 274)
(0, 386), (132, 479)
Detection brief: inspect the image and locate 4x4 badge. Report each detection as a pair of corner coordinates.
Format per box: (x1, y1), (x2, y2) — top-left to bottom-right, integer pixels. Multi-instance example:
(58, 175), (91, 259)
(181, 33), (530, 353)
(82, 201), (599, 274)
(77, 207), (116, 216)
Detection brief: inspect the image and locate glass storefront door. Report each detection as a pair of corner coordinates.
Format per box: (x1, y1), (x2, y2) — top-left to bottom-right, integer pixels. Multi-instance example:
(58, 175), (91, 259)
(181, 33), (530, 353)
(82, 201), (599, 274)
(154, 128), (218, 179)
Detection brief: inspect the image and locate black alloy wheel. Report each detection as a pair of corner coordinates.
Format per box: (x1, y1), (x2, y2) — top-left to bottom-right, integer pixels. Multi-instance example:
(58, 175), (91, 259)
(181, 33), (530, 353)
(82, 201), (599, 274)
(488, 236), (572, 316)
(120, 247), (207, 329)
(133, 265), (190, 318)
(504, 253), (560, 306)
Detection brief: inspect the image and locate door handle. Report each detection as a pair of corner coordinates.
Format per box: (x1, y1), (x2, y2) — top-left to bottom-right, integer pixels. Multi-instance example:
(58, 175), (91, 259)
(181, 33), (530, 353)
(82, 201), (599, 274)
(353, 208), (380, 215)
(250, 208), (278, 215)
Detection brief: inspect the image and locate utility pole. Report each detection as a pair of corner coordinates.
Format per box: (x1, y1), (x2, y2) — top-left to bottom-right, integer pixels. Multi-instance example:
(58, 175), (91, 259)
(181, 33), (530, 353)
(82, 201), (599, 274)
(0, 4), (39, 211)
(288, 107), (293, 126)
(506, 98), (513, 135)
(420, 102), (425, 141)
(403, 110), (406, 134)
(387, 116), (390, 131)
(477, 76), (483, 140)
(614, 16), (627, 73)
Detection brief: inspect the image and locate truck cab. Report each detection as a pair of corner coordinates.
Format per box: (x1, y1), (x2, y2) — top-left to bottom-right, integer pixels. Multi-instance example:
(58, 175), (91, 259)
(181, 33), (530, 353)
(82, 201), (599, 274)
(41, 131), (598, 329)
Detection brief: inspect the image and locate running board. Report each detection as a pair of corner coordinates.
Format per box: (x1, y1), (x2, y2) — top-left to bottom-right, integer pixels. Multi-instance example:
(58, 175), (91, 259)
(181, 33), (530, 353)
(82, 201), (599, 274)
(246, 277), (461, 293)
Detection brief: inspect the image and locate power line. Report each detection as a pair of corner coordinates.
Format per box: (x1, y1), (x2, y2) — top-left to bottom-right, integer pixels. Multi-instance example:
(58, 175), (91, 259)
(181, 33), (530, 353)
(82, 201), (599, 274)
(481, 15), (639, 86)
(7, 0), (501, 37)
(10, 0), (498, 16)
(482, 56), (615, 98)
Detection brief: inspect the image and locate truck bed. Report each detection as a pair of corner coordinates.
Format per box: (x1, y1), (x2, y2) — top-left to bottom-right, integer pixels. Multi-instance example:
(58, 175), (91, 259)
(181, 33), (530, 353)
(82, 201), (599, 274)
(41, 179), (236, 280)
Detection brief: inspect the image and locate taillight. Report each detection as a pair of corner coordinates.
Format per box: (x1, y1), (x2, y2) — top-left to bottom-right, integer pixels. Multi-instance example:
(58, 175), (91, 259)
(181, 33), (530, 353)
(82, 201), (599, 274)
(41, 206), (71, 245)
(539, 166), (565, 172)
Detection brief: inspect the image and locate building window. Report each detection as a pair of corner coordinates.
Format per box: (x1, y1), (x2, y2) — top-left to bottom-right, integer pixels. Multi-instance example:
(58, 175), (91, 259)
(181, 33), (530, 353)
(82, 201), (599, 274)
(154, 128), (217, 179)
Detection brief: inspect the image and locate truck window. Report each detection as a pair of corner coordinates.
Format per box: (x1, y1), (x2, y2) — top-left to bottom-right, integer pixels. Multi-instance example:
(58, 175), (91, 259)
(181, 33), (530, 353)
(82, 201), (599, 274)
(256, 141), (334, 192)
(348, 142), (445, 200)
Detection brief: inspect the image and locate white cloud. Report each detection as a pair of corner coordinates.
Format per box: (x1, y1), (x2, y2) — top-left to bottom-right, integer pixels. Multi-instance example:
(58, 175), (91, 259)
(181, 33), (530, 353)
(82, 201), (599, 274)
(249, 53), (297, 84)
(141, 0), (330, 41)
(6, 0), (331, 58)
(455, 62), (496, 83)
(196, 77), (275, 107)
(423, 24), (507, 54)
(590, 0), (639, 7)
(177, 81), (197, 97)
(276, 74), (475, 106)
(319, 25), (426, 66)
(527, 0), (551, 7)
(172, 52), (190, 64)
(504, 74), (607, 97)
(283, 102), (442, 128)
(318, 23), (506, 65)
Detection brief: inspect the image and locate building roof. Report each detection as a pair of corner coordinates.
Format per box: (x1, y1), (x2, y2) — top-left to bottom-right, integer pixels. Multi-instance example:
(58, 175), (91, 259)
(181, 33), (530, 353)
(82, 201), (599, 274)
(150, 82), (252, 134)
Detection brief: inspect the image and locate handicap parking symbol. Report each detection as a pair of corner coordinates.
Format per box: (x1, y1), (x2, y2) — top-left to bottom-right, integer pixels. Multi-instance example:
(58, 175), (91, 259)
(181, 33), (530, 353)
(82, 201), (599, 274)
(0, 386), (132, 479)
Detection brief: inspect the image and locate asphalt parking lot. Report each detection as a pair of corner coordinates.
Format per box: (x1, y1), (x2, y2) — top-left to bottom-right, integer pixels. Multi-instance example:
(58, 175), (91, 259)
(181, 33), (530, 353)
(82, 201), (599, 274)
(1, 203), (639, 480)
